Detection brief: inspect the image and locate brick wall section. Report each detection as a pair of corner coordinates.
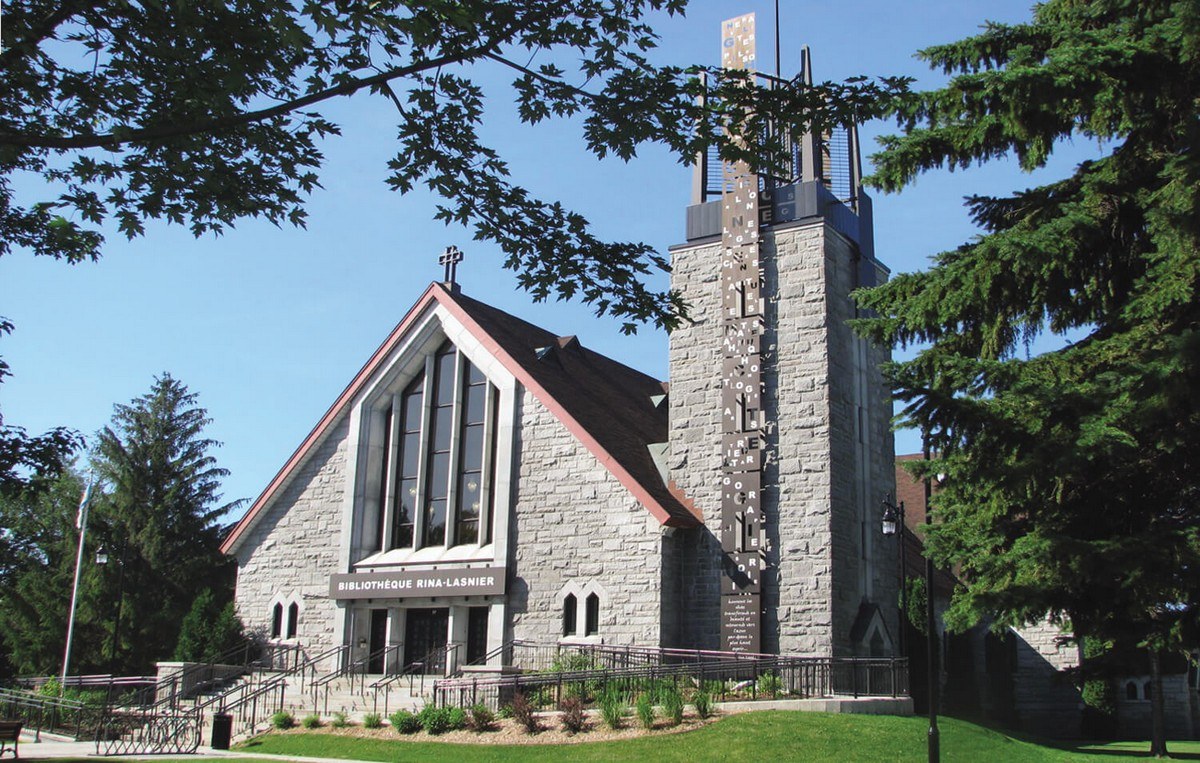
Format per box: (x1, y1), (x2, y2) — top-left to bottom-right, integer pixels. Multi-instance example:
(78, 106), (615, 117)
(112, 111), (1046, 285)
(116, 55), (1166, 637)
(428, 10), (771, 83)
(232, 416), (350, 658)
(669, 220), (897, 656)
(506, 390), (665, 647)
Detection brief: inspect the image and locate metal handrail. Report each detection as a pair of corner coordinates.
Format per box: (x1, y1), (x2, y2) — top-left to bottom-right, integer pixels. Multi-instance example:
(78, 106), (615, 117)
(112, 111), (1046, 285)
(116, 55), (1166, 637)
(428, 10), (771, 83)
(371, 642), (459, 690)
(369, 643), (461, 716)
(0, 688), (89, 740)
(433, 654), (908, 710)
(312, 643), (403, 686)
(200, 643), (346, 716)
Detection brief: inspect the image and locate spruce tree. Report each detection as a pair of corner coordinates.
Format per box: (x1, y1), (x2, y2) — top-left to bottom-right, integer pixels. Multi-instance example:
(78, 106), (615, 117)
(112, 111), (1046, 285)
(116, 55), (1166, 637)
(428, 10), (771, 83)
(92, 374), (238, 674)
(0, 469), (107, 676)
(855, 1), (1199, 754)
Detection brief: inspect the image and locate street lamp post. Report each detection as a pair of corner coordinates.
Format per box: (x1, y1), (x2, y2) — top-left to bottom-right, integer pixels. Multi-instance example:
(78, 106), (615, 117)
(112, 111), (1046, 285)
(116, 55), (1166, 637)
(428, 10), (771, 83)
(922, 439), (940, 763)
(882, 445), (940, 763)
(880, 495), (907, 657)
(95, 544), (126, 703)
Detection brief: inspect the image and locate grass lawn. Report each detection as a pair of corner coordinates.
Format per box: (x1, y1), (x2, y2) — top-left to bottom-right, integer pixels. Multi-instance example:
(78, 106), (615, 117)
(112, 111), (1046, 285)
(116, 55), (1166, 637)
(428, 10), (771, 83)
(230, 712), (1200, 762)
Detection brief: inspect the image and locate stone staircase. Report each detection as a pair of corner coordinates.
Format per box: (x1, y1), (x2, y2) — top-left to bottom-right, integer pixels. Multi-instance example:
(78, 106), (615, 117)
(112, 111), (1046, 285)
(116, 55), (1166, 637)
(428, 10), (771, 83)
(296, 674), (435, 720)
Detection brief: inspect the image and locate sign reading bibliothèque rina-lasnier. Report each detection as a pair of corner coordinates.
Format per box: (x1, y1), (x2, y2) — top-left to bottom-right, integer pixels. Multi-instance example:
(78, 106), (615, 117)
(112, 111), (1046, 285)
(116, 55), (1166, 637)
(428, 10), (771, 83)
(329, 567), (506, 599)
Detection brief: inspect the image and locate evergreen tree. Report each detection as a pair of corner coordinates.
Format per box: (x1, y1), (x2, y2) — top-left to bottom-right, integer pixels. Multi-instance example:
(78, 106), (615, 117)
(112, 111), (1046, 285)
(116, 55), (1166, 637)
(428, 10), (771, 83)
(0, 468), (108, 676)
(92, 374), (238, 675)
(855, 1), (1200, 754)
(174, 589), (246, 663)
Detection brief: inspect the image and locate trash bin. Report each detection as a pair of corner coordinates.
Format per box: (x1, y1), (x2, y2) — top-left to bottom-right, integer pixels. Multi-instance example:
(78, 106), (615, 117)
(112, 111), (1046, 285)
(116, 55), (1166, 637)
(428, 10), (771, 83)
(210, 713), (232, 750)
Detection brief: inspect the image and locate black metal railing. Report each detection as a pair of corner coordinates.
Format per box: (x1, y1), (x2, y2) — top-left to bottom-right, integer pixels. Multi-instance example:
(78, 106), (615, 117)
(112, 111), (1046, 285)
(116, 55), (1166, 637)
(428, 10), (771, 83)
(197, 643), (346, 740)
(434, 649), (908, 711)
(95, 708), (202, 756)
(370, 643), (461, 715)
(312, 644), (402, 715)
(0, 688), (92, 740)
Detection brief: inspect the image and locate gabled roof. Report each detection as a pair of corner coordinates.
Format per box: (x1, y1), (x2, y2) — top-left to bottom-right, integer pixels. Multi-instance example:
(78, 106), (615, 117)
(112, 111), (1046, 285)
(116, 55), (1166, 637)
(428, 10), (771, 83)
(221, 283), (700, 554)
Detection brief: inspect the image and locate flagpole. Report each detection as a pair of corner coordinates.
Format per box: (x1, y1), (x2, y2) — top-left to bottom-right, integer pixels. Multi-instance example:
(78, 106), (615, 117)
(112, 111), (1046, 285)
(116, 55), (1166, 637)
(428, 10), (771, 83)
(60, 476), (93, 695)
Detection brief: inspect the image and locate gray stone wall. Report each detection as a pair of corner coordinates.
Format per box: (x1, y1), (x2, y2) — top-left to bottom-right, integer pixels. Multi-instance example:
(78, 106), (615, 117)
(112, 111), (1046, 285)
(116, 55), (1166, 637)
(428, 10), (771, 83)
(232, 416), (350, 658)
(1115, 674), (1197, 740)
(506, 390), (665, 647)
(1011, 619), (1083, 737)
(667, 236), (724, 650)
(669, 220), (896, 657)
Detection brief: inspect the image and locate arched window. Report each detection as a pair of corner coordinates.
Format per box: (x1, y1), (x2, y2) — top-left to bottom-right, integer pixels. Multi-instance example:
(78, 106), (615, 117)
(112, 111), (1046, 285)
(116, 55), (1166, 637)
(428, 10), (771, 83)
(271, 603), (283, 639)
(585, 593), (600, 636)
(563, 594), (578, 637)
(287, 602), (299, 639)
(1125, 681), (1138, 701)
(1143, 681), (1152, 701)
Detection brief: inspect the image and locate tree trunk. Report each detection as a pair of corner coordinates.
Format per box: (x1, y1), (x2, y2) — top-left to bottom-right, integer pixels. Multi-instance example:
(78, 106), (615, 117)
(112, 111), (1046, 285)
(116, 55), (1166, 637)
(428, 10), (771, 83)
(1148, 648), (1168, 758)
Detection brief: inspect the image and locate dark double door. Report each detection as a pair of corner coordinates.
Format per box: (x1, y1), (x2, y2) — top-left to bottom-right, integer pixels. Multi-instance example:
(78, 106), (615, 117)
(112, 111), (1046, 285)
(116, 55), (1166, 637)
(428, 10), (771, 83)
(404, 608), (449, 674)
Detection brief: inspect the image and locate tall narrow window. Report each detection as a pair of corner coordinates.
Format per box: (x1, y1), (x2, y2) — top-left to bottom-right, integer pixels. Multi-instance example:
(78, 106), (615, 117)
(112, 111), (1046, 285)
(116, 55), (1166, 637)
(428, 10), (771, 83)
(373, 403), (392, 551)
(271, 603), (283, 639)
(423, 347), (456, 547)
(373, 341), (500, 553)
(585, 593), (600, 636)
(483, 385), (499, 545)
(455, 362), (487, 545)
(563, 594), (578, 637)
(286, 602), (299, 639)
(392, 373), (423, 549)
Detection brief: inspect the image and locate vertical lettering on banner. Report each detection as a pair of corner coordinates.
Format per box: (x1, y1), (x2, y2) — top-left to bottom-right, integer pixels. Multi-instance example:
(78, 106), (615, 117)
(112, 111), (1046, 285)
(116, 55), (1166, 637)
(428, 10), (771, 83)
(719, 12), (763, 654)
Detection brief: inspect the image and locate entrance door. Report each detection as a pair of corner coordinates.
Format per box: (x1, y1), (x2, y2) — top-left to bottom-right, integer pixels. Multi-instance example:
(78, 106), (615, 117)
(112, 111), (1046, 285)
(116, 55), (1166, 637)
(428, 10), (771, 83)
(367, 609), (388, 673)
(404, 608), (449, 674)
(466, 607), (489, 665)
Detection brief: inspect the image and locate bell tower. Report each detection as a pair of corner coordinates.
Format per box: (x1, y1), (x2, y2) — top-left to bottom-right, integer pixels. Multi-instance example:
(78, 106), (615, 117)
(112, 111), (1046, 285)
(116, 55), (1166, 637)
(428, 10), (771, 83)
(668, 13), (896, 657)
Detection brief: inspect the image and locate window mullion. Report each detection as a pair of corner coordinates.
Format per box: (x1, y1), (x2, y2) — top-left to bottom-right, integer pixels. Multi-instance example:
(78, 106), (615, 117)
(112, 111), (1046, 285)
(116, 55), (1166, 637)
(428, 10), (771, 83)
(380, 394), (402, 551)
(444, 351), (465, 547)
(412, 355), (435, 549)
(479, 384), (497, 545)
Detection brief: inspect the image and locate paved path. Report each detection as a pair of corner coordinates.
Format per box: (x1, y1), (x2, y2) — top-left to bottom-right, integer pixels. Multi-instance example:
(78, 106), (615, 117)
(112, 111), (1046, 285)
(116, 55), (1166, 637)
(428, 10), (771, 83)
(15, 733), (372, 763)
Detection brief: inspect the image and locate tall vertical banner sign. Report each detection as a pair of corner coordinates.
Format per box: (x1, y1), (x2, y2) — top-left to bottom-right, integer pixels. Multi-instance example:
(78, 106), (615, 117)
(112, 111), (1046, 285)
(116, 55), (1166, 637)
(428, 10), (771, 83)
(719, 13), (765, 654)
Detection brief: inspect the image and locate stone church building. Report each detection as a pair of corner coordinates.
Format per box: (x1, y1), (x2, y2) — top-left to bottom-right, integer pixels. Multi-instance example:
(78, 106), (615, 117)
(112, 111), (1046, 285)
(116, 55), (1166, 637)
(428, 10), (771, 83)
(221, 14), (898, 677)
(219, 181), (896, 673)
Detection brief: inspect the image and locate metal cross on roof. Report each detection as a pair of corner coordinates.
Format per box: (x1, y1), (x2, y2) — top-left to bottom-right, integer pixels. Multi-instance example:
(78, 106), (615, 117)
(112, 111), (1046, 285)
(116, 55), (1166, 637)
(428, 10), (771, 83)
(439, 245), (463, 289)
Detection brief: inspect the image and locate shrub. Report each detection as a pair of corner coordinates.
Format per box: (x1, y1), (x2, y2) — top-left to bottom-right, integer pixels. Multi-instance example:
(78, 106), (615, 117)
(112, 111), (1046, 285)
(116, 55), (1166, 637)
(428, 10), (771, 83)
(417, 705), (466, 735)
(362, 713), (383, 729)
(660, 684), (684, 727)
(757, 672), (782, 698)
(330, 711), (348, 728)
(528, 686), (555, 708)
(550, 653), (599, 673)
(635, 692), (655, 730)
(510, 692), (541, 734)
(467, 704), (496, 732)
(301, 713), (322, 729)
(270, 710), (295, 730)
(497, 703), (513, 719)
(692, 689), (713, 720)
(559, 696), (587, 734)
(599, 690), (625, 730)
(389, 710), (421, 734)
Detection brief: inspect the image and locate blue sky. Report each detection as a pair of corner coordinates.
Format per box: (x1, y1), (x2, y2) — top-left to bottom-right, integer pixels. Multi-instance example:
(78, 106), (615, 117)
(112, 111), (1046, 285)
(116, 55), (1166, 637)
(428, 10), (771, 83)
(1, 1), (1097, 518)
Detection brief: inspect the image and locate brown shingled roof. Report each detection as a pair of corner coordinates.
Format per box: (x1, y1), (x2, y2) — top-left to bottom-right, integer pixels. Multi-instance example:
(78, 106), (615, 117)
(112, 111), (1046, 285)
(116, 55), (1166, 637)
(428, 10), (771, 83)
(448, 289), (699, 528)
(221, 283), (699, 554)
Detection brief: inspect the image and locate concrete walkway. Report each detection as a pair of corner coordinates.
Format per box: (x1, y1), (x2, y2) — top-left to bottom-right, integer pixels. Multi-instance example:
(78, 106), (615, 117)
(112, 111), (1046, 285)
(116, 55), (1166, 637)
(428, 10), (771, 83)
(15, 732), (372, 763)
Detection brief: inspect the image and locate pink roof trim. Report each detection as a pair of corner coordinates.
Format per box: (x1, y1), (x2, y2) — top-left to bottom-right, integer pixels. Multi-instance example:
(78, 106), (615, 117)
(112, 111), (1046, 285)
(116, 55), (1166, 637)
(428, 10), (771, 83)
(220, 284), (443, 554)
